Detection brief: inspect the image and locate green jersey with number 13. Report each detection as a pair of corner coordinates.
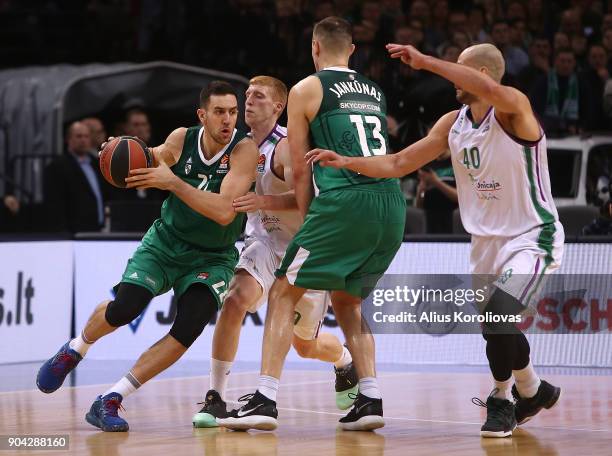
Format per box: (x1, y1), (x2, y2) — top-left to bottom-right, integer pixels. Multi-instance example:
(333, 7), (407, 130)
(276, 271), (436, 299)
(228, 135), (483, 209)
(309, 67), (400, 193)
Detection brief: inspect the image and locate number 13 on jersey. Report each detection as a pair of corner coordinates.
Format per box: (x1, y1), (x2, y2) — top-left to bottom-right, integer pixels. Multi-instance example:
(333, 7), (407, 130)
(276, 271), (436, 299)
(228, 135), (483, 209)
(350, 114), (387, 157)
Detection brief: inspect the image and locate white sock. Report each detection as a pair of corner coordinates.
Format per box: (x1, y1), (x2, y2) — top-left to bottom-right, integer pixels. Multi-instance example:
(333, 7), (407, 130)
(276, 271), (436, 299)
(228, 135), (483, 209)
(102, 372), (141, 399)
(492, 377), (513, 401)
(513, 361), (541, 399)
(257, 375), (279, 402)
(69, 331), (93, 357)
(210, 358), (233, 400)
(333, 345), (353, 369)
(358, 377), (381, 399)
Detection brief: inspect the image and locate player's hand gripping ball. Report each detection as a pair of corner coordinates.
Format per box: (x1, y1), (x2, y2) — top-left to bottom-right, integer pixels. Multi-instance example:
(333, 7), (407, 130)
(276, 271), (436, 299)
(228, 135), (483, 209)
(99, 136), (152, 188)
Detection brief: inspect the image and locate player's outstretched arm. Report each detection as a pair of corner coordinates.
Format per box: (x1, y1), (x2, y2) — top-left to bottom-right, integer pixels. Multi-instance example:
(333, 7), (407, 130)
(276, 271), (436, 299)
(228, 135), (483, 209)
(306, 111), (457, 178)
(171, 138), (259, 225)
(232, 139), (298, 213)
(288, 77), (320, 218)
(386, 44), (539, 139)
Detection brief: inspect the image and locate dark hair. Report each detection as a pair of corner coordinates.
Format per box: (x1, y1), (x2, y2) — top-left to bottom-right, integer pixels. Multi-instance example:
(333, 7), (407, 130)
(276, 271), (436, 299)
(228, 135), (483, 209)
(313, 16), (353, 54)
(199, 81), (237, 108)
(124, 108), (147, 123)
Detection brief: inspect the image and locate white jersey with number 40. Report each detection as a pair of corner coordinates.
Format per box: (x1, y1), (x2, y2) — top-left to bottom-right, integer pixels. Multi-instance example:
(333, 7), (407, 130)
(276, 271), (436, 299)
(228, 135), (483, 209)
(245, 124), (302, 258)
(448, 105), (559, 238)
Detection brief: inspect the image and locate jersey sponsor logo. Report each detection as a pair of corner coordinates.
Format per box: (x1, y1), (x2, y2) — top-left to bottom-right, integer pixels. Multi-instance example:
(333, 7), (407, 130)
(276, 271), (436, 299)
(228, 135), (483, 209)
(257, 154), (266, 173)
(217, 154), (230, 174)
(328, 81), (381, 102)
(339, 101), (381, 112)
(145, 276), (156, 287)
(129, 271), (139, 279)
(469, 174), (502, 200)
(185, 157), (192, 175)
(197, 272), (209, 280)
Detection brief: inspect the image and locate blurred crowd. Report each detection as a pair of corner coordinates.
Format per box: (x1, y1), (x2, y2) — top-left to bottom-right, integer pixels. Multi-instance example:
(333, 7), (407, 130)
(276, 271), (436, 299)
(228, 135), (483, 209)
(3, 0), (612, 138)
(1, 0), (612, 235)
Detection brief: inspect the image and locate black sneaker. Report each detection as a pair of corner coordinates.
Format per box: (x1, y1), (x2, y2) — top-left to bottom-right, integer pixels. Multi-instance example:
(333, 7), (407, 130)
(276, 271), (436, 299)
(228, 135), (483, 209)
(339, 392), (384, 431)
(216, 391), (278, 431)
(192, 389), (228, 428)
(335, 362), (359, 410)
(472, 390), (517, 438)
(512, 380), (561, 425)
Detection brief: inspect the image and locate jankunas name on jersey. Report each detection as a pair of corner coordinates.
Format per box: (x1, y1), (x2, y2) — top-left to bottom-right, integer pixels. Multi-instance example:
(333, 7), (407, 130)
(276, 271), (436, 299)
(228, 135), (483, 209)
(328, 81), (381, 101)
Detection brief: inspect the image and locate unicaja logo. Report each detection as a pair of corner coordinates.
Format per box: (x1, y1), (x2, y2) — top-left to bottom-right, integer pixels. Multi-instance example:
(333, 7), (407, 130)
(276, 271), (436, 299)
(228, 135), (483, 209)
(476, 179), (501, 191)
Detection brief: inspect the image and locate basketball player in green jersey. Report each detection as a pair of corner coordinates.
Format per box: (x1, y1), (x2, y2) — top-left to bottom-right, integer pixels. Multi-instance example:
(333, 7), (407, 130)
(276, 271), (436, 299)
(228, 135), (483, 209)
(218, 17), (406, 432)
(36, 81), (259, 432)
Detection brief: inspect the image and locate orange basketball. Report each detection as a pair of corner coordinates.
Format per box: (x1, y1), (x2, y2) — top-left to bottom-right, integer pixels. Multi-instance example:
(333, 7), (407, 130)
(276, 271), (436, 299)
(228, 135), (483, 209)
(99, 136), (152, 188)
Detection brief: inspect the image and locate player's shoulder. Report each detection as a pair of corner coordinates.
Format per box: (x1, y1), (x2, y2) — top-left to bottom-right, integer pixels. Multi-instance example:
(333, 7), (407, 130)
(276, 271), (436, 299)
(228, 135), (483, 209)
(290, 75), (321, 96)
(233, 131), (259, 157)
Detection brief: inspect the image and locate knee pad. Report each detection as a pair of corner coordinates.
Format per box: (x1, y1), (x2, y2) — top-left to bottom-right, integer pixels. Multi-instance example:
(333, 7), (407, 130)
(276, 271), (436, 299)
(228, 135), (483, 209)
(104, 282), (153, 327)
(482, 288), (525, 335)
(170, 284), (217, 348)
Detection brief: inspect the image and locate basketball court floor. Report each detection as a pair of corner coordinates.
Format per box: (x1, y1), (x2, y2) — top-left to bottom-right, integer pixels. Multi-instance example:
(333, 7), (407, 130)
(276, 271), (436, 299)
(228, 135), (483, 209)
(1, 360), (611, 455)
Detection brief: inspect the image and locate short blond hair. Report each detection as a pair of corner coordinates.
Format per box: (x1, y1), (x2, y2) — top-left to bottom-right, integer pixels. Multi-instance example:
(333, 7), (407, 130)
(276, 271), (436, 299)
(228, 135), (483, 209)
(249, 76), (288, 109)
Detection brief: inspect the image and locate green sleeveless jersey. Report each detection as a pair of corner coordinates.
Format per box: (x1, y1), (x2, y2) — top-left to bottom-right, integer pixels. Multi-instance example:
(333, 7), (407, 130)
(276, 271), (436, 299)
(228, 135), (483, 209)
(310, 67), (400, 193)
(160, 126), (247, 250)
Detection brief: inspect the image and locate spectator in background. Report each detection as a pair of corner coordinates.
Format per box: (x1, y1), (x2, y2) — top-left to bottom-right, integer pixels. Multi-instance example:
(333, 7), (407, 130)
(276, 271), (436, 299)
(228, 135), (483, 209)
(123, 108), (151, 144)
(0, 194), (20, 232)
(517, 35), (551, 93)
(409, 0), (430, 29)
(582, 180), (612, 236)
(414, 150), (458, 234)
(531, 48), (583, 135)
(559, 9), (583, 39)
(490, 20), (529, 77)
(554, 31), (571, 52)
(571, 34), (589, 69)
(580, 44), (609, 131)
(44, 121), (111, 232)
(602, 27), (612, 68)
(506, 1), (527, 21)
(447, 10), (468, 36)
(426, 0), (449, 48)
(82, 117), (107, 150)
(440, 43), (461, 63)
(509, 18), (529, 50)
(467, 5), (489, 43)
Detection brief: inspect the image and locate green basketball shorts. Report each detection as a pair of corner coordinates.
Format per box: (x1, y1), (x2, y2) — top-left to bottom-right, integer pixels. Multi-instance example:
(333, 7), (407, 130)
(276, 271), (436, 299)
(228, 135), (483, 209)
(276, 183), (406, 298)
(120, 219), (238, 308)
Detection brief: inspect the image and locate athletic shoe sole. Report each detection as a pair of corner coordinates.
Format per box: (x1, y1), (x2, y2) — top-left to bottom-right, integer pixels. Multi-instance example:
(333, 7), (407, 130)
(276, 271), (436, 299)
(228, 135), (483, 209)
(517, 387), (561, 425)
(193, 412), (219, 428)
(217, 416), (278, 431)
(85, 412), (129, 432)
(336, 385), (359, 410)
(35, 374), (57, 394)
(339, 415), (385, 431)
(480, 423), (517, 438)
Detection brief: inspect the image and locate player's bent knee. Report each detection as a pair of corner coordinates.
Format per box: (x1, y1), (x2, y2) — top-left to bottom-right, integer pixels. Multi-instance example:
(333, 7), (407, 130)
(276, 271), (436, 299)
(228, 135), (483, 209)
(222, 289), (252, 316)
(292, 336), (316, 359)
(170, 284), (218, 348)
(104, 283), (153, 327)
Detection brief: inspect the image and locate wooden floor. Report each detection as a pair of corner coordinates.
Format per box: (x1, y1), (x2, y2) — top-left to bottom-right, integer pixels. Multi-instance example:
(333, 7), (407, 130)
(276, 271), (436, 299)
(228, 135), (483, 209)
(1, 369), (611, 455)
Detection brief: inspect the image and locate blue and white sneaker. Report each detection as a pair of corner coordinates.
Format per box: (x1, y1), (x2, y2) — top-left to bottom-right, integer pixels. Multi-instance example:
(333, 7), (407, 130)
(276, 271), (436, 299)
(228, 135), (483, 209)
(85, 393), (129, 432)
(36, 342), (82, 393)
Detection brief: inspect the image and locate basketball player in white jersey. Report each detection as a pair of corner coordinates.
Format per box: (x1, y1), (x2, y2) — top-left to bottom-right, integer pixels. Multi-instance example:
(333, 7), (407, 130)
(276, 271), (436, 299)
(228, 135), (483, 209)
(307, 43), (563, 438)
(192, 76), (357, 428)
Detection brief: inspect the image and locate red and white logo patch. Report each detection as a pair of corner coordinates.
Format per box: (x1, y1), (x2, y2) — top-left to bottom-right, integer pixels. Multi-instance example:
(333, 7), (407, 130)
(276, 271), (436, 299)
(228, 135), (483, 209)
(197, 272), (209, 280)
